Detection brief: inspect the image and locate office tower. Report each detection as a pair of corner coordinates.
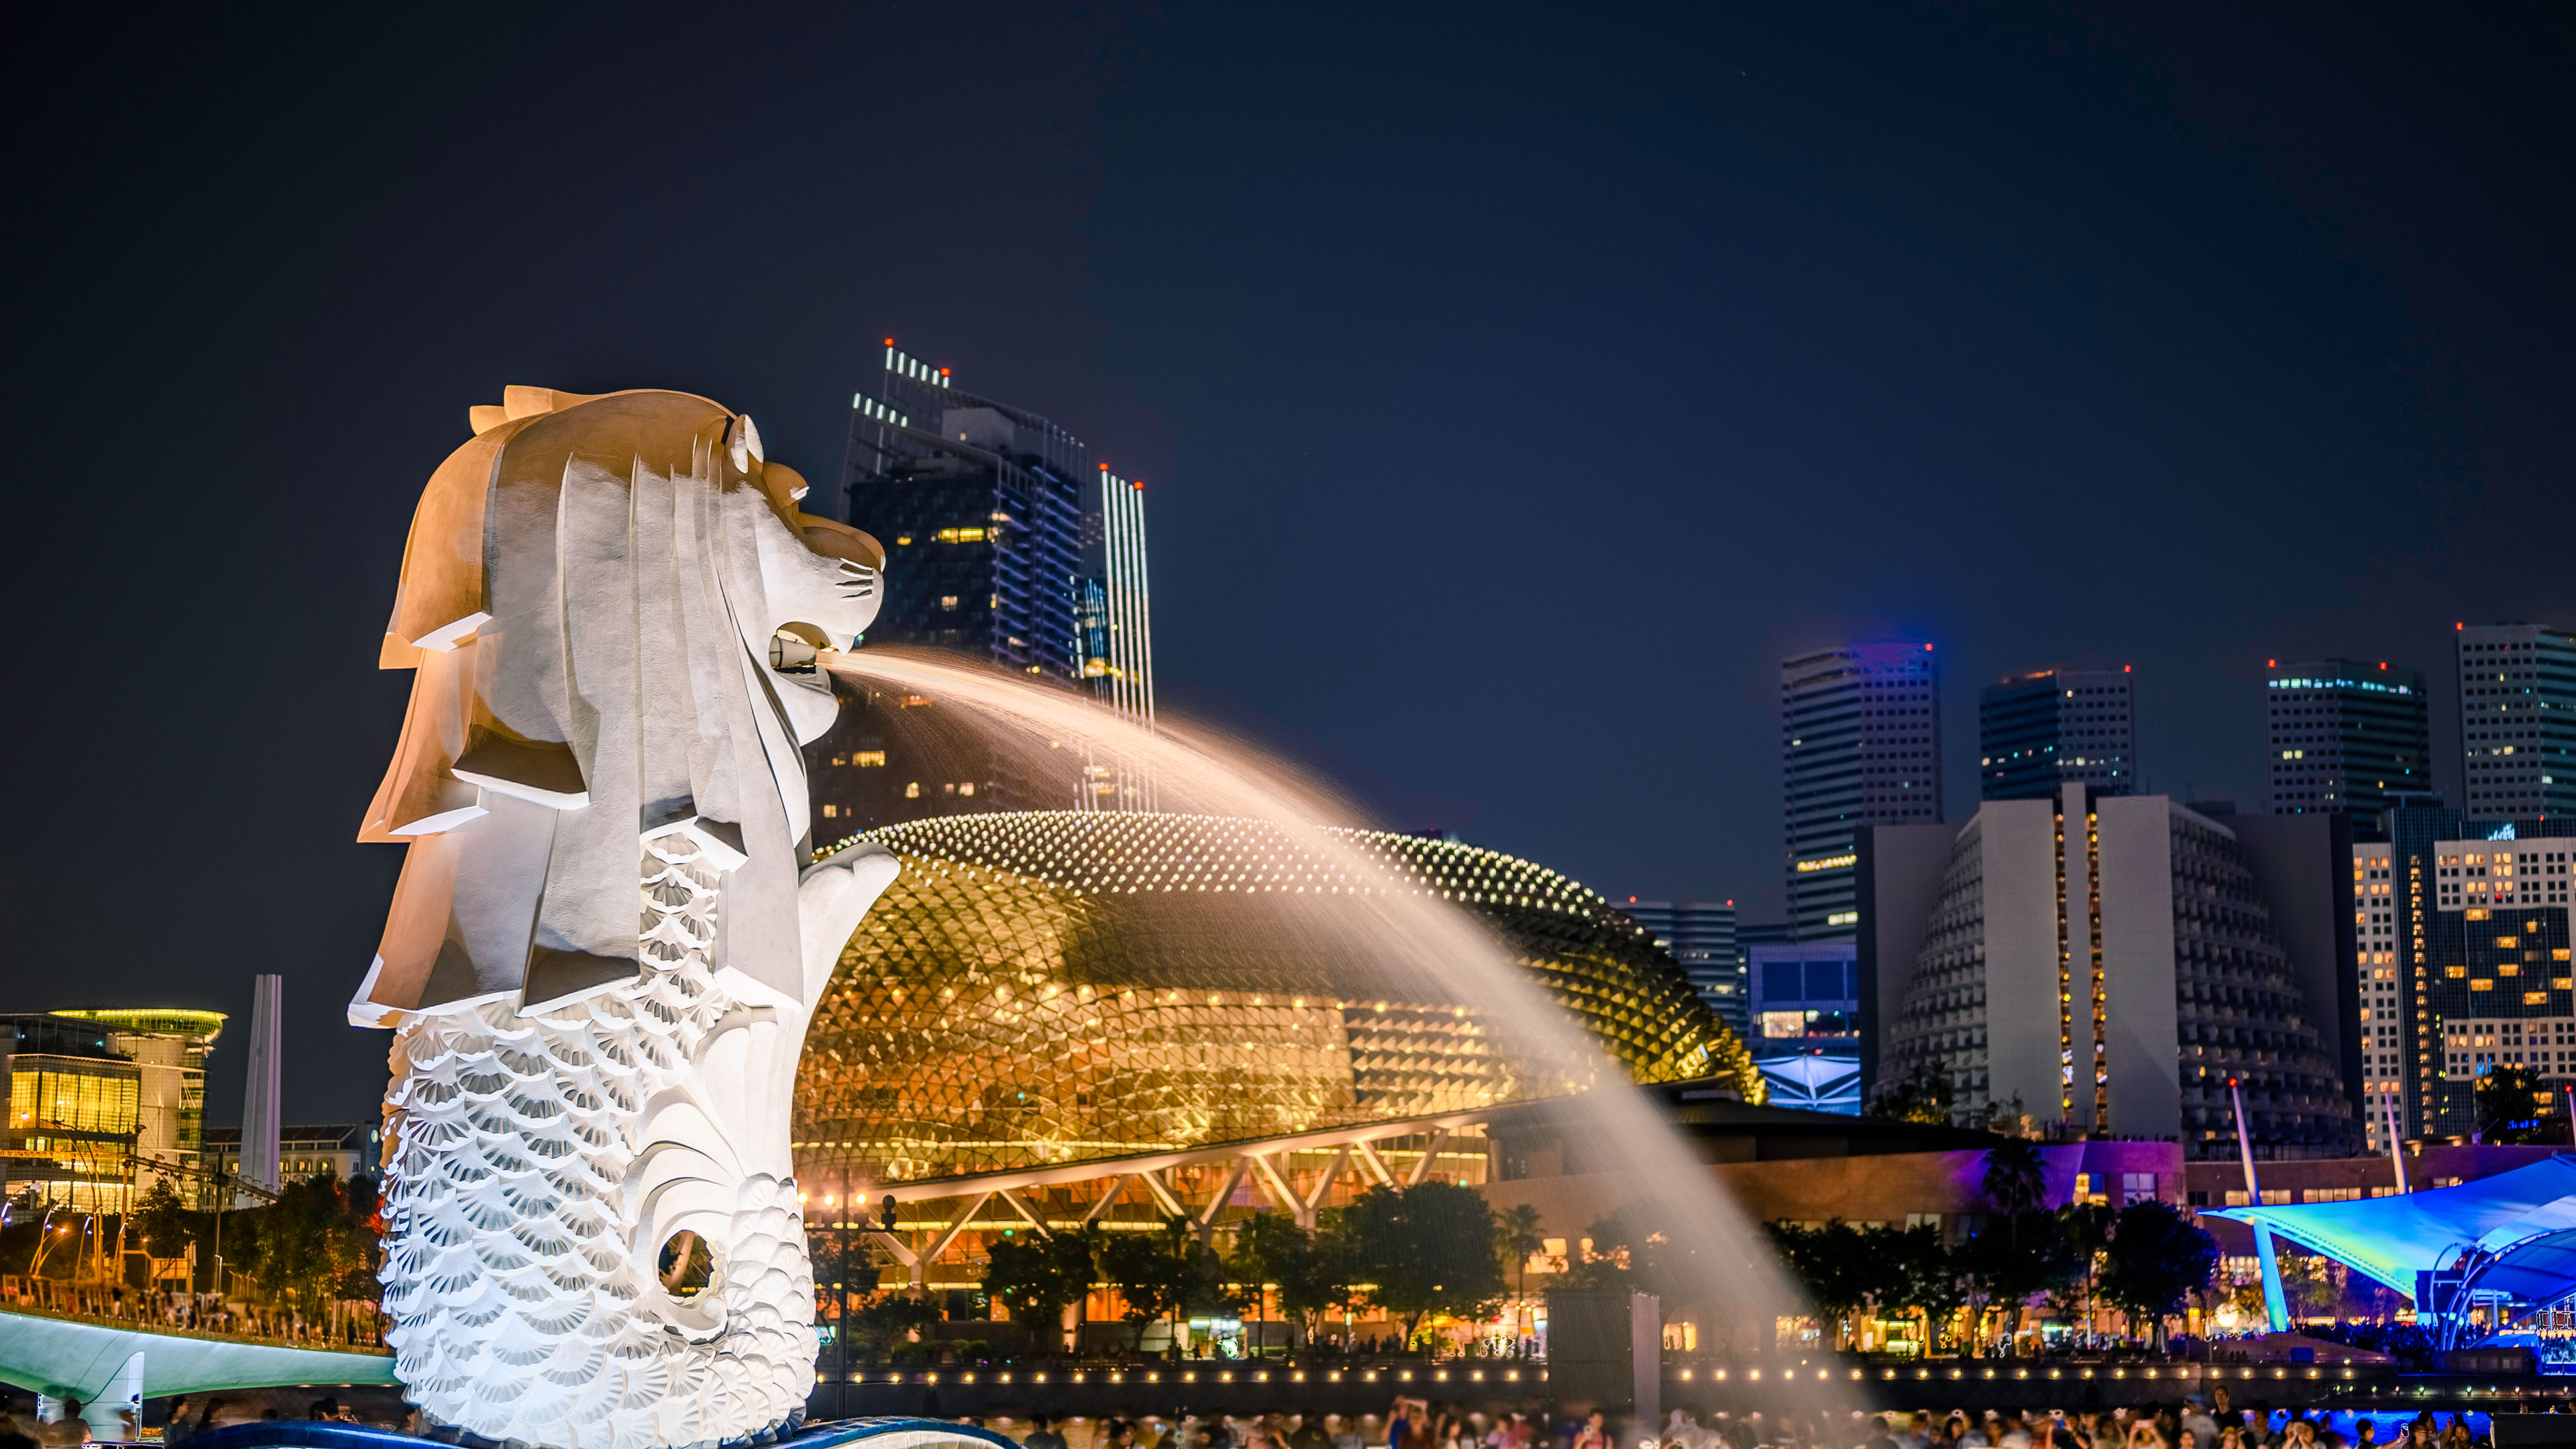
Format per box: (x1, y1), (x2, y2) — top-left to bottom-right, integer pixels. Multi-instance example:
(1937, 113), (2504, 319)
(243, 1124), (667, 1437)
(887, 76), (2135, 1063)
(2264, 658), (2431, 826)
(241, 973), (282, 1201)
(814, 341), (1156, 831)
(841, 343), (1093, 680)
(1876, 785), (2358, 1155)
(1979, 666), (2137, 801)
(1618, 898), (1742, 1034)
(2457, 623), (2576, 819)
(1782, 641), (1942, 940)
(2353, 839), (2403, 1152)
(2369, 801), (2575, 1142)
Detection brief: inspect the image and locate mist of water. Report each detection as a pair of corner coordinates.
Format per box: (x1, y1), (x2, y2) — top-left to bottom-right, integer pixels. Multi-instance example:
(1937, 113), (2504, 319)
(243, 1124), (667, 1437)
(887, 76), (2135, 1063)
(824, 649), (1864, 1415)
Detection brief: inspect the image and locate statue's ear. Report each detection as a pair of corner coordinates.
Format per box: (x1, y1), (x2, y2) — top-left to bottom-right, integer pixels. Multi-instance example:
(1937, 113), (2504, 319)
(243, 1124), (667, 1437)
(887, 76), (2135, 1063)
(726, 414), (764, 474)
(796, 847), (900, 1008)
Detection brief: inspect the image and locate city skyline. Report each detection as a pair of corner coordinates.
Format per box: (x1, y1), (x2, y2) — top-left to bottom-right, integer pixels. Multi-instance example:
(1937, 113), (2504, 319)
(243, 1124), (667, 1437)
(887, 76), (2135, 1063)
(7, 7), (2571, 1127)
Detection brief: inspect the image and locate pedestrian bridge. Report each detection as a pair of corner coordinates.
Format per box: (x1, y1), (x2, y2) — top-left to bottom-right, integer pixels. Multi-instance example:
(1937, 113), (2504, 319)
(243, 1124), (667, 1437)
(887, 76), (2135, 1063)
(0, 1304), (396, 1438)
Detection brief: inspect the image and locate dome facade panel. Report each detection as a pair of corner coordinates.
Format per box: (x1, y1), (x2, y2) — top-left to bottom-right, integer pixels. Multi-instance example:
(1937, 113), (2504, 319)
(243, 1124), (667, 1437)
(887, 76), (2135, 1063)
(793, 812), (1755, 1183)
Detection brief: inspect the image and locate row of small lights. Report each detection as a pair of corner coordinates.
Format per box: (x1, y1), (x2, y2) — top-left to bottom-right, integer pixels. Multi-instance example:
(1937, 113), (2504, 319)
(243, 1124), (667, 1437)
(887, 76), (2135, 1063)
(815, 1368), (1538, 1387)
(1665, 1365), (2359, 1383)
(848, 813), (1603, 916)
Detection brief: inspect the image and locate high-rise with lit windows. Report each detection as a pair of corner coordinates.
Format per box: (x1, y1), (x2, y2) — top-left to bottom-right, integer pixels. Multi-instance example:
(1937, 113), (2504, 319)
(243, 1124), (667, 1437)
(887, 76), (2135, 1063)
(2370, 802), (2576, 1143)
(1617, 898), (1743, 1034)
(2457, 623), (2576, 820)
(2264, 659), (2430, 828)
(2353, 839), (2406, 1152)
(810, 341), (1155, 835)
(1980, 666), (2136, 801)
(1782, 641), (1942, 940)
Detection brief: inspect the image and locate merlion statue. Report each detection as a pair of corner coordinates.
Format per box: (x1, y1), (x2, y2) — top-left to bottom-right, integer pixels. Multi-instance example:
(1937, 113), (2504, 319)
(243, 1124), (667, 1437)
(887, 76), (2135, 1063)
(350, 386), (900, 1449)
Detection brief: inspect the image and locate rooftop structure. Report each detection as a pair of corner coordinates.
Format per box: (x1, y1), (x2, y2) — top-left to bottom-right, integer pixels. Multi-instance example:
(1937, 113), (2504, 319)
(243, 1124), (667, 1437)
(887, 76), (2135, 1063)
(2457, 622), (2576, 820)
(1980, 665), (2136, 801)
(2265, 657), (2430, 829)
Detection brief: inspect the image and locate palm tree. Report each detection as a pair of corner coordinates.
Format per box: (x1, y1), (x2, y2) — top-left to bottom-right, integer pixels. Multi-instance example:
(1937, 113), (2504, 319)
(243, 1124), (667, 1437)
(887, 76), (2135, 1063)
(1501, 1204), (1545, 1347)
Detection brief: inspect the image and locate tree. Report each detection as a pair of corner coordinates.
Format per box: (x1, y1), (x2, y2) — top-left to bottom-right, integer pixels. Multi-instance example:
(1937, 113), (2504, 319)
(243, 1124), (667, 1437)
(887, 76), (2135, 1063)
(2097, 1201), (2217, 1346)
(1228, 1212), (1352, 1340)
(1500, 1203), (1546, 1323)
(1332, 1183), (1506, 1348)
(1888, 1222), (1968, 1352)
(229, 1171), (376, 1319)
(982, 1226), (1099, 1351)
(1981, 1139), (2047, 1217)
(1564, 1199), (1708, 1295)
(1099, 1216), (1227, 1356)
(1766, 1221), (1877, 1346)
(1868, 1060), (1955, 1125)
(132, 1180), (197, 1262)
(845, 1293), (939, 1356)
(2477, 1065), (2559, 1144)
(1953, 1211), (2085, 1350)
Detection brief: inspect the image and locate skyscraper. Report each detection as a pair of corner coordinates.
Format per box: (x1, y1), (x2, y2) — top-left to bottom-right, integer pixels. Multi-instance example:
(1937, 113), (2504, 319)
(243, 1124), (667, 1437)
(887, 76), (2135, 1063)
(810, 341), (1156, 833)
(2263, 658), (2431, 828)
(2371, 801), (2574, 1143)
(840, 342), (1093, 680)
(2457, 623), (2576, 820)
(1617, 898), (1742, 1034)
(1876, 787), (2358, 1152)
(1979, 666), (2137, 800)
(1782, 641), (1942, 940)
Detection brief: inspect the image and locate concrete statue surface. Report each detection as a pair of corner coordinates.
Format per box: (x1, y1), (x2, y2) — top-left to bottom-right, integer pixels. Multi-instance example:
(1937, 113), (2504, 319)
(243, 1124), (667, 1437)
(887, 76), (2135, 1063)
(350, 386), (900, 1449)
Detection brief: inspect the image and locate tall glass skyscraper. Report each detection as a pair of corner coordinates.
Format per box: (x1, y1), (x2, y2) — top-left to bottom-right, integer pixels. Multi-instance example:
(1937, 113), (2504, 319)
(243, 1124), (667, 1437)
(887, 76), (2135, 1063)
(2457, 623), (2576, 820)
(1979, 666), (2136, 800)
(2263, 657), (2430, 829)
(1782, 641), (1942, 940)
(808, 341), (1157, 835)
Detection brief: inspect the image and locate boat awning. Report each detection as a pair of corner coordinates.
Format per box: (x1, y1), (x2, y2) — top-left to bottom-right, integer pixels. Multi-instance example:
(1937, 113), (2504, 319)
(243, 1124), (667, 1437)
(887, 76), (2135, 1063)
(2203, 1153), (2576, 1292)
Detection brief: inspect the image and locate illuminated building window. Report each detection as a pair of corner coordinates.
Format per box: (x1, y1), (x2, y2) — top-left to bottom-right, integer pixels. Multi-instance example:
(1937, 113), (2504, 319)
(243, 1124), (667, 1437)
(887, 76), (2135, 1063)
(904, 782), (920, 798)
(854, 751), (885, 767)
(821, 804), (839, 819)
(939, 596), (960, 610)
(934, 527), (986, 543)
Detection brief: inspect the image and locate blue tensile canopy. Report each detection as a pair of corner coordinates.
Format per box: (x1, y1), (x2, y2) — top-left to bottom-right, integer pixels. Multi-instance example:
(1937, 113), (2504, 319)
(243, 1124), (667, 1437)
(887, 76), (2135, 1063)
(2203, 1153), (2576, 1292)
(1756, 1053), (1861, 1114)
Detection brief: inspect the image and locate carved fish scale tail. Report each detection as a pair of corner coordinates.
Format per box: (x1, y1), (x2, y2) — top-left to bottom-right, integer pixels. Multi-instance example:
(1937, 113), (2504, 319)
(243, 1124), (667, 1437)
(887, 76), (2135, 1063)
(379, 834), (816, 1449)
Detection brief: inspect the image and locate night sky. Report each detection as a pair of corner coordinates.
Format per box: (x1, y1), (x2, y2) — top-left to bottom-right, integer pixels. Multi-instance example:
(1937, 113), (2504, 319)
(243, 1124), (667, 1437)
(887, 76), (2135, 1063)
(7, 5), (2571, 1125)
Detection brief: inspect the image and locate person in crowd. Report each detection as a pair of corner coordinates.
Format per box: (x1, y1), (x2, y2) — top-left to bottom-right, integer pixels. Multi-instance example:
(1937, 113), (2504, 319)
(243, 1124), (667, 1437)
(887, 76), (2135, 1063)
(1572, 1411), (1610, 1449)
(2183, 1401), (2218, 1449)
(1027, 1417), (1069, 1449)
(36, 1399), (84, 1449)
(2211, 1393), (2243, 1437)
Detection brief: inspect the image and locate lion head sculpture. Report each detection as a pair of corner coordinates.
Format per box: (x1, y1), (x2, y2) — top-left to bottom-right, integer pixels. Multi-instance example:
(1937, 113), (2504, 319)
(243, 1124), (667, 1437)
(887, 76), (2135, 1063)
(352, 386), (900, 1449)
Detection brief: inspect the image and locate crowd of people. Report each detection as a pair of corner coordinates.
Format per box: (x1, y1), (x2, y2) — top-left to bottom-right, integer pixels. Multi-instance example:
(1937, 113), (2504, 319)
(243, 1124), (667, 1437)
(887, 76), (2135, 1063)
(922, 1391), (2514, 1449)
(0, 1387), (2530, 1449)
(0, 1279), (384, 1350)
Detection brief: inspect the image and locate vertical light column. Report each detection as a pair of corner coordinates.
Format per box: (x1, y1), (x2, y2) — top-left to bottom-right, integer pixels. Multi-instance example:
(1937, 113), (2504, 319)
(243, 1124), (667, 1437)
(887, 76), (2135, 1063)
(1097, 468), (1157, 810)
(239, 973), (282, 1203)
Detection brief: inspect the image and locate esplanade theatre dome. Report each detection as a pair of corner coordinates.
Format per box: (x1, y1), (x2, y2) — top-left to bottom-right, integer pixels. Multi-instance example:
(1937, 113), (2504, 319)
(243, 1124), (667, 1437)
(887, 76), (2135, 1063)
(793, 812), (1757, 1185)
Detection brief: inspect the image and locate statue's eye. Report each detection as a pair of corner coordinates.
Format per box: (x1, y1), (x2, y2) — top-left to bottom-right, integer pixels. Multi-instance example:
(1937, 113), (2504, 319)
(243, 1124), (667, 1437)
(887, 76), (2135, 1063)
(657, 1229), (715, 1297)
